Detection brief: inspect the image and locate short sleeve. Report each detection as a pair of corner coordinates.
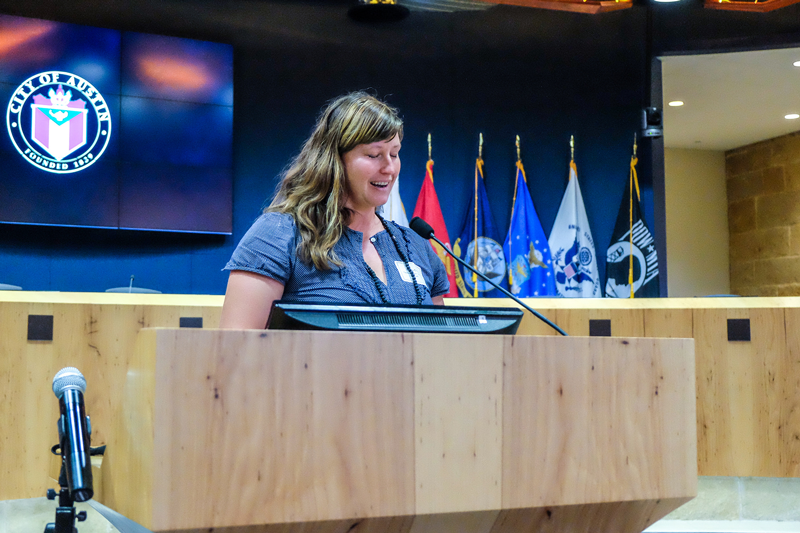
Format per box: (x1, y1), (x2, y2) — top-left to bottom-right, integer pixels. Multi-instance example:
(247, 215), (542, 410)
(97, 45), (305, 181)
(223, 212), (297, 284)
(424, 240), (451, 298)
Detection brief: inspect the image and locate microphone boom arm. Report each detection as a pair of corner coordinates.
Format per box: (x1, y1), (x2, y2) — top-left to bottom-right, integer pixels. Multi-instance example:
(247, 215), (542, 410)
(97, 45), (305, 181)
(427, 232), (568, 336)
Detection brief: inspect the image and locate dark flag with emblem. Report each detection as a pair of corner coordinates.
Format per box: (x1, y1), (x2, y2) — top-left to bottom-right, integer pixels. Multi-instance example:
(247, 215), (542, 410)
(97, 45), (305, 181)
(604, 149), (660, 298)
(452, 152), (508, 298)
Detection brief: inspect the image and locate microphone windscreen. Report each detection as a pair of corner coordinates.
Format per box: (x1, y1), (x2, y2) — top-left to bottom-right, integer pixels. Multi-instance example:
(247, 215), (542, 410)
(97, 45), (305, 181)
(409, 217), (435, 239)
(53, 367), (87, 398)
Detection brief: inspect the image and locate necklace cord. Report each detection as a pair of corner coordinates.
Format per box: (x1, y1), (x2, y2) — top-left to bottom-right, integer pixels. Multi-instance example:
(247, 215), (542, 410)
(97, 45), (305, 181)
(366, 214), (424, 305)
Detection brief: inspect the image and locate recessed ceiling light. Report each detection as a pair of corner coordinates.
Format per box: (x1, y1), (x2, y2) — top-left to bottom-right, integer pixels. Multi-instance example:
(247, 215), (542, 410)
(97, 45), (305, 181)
(668, 101), (684, 107)
(794, 61), (800, 67)
(786, 114), (800, 120)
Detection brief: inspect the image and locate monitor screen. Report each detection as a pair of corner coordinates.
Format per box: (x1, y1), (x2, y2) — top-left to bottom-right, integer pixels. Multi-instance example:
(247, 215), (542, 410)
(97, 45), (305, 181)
(267, 302), (525, 335)
(0, 14), (233, 234)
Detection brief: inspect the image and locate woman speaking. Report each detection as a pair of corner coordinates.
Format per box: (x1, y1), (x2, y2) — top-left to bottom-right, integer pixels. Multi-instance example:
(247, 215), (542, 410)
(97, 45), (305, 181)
(220, 92), (450, 329)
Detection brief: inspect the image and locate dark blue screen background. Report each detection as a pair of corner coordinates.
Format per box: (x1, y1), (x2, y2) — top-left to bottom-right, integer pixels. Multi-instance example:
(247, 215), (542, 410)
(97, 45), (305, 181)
(0, 14), (233, 234)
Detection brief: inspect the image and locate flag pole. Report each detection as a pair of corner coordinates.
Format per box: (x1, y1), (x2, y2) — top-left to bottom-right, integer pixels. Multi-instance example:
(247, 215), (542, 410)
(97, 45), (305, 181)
(509, 136), (521, 223)
(426, 133), (434, 183)
(473, 134), (482, 297)
(629, 133), (638, 298)
(507, 137), (523, 286)
(570, 135), (574, 163)
(569, 135), (578, 183)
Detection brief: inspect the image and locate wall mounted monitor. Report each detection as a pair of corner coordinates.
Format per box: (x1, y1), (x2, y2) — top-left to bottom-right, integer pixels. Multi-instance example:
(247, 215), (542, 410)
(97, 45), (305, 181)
(0, 14), (233, 234)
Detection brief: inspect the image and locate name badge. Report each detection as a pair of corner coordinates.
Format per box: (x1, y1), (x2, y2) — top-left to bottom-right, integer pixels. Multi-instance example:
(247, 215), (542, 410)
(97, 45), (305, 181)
(395, 261), (426, 286)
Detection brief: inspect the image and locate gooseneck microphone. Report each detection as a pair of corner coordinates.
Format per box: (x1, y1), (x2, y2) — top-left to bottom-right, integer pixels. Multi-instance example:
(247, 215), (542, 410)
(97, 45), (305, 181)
(409, 216), (568, 336)
(52, 367), (94, 502)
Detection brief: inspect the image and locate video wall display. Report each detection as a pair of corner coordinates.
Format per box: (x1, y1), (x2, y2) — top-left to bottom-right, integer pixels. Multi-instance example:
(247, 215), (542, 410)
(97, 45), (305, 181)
(0, 15), (233, 234)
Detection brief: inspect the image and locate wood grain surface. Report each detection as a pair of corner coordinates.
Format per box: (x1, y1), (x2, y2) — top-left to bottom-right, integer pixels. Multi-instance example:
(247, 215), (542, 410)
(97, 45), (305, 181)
(100, 329), (696, 532)
(4, 291), (799, 505)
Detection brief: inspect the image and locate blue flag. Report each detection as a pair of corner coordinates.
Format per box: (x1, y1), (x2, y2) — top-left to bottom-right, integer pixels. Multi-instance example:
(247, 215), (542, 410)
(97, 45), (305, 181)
(452, 158), (508, 298)
(503, 161), (556, 297)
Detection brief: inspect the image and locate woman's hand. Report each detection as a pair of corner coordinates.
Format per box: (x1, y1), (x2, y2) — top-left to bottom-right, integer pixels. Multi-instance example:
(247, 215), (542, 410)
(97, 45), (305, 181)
(219, 270), (285, 329)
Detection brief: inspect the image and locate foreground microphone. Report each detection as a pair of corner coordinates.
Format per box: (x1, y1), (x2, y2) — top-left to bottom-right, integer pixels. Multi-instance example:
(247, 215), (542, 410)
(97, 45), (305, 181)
(409, 217), (568, 336)
(52, 367), (93, 502)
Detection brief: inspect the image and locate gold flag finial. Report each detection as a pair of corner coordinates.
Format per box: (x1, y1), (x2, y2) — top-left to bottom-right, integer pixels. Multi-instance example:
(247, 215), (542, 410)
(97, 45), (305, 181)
(479, 133), (483, 159)
(516, 135), (521, 162)
(428, 133), (432, 161)
(633, 132), (638, 156)
(570, 135), (575, 161)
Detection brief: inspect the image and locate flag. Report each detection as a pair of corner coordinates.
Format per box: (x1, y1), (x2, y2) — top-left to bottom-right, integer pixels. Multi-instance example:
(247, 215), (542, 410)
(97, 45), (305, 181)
(412, 160), (459, 297)
(548, 160), (601, 297)
(452, 157), (508, 298)
(503, 161), (556, 297)
(604, 154), (660, 298)
(383, 176), (409, 226)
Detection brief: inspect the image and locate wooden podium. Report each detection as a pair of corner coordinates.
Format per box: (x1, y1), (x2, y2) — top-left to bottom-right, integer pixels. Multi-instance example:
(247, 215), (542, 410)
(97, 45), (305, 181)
(100, 328), (697, 533)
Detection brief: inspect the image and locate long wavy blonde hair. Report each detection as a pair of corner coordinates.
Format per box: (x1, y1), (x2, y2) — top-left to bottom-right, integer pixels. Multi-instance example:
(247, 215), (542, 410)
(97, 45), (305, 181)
(268, 92), (403, 270)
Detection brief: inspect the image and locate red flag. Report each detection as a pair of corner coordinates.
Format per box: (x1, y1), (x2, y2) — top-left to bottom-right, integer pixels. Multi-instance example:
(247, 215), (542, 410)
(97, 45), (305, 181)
(412, 160), (459, 298)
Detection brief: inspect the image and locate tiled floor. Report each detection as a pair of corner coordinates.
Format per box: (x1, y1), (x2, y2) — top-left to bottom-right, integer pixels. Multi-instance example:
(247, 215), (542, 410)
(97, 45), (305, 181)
(0, 497), (118, 533)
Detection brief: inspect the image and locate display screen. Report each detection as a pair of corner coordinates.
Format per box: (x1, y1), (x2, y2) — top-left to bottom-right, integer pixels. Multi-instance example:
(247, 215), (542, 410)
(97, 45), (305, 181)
(0, 14), (233, 234)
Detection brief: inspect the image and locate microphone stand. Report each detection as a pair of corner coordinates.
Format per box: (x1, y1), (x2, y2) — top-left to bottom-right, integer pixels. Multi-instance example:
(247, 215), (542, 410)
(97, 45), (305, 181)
(412, 218), (567, 336)
(45, 450), (87, 533)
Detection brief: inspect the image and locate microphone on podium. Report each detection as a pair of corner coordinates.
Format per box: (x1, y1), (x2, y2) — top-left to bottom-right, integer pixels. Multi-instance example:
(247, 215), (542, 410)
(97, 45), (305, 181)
(52, 367), (94, 502)
(409, 216), (568, 336)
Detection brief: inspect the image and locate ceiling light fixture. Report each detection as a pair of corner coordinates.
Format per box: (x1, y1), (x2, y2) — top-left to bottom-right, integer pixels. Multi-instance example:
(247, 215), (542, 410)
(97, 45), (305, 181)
(348, 0), (410, 22)
(786, 114), (800, 120)
(793, 61), (800, 67)
(668, 101), (684, 107)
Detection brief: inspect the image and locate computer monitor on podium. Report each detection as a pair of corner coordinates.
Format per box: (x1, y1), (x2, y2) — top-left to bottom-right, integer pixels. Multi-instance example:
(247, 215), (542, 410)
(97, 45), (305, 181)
(267, 301), (523, 335)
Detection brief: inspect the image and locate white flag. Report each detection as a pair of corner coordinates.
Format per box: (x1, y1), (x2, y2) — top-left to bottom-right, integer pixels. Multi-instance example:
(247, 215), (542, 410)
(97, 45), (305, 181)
(548, 161), (601, 298)
(383, 176), (409, 226)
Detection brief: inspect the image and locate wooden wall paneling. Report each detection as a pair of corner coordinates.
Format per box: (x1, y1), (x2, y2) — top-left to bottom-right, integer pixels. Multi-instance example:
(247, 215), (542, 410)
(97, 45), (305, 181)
(693, 307), (736, 475)
(554, 308), (599, 337)
(0, 298), (223, 501)
(78, 304), (147, 449)
(610, 309), (646, 338)
(21, 301), (61, 500)
(781, 308), (800, 476)
(720, 307), (785, 476)
(551, 307), (644, 338)
(413, 334), (504, 514)
(515, 301), (559, 336)
(643, 308), (693, 339)
(0, 302), (40, 500)
(693, 307), (788, 476)
(747, 308), (788, 476)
